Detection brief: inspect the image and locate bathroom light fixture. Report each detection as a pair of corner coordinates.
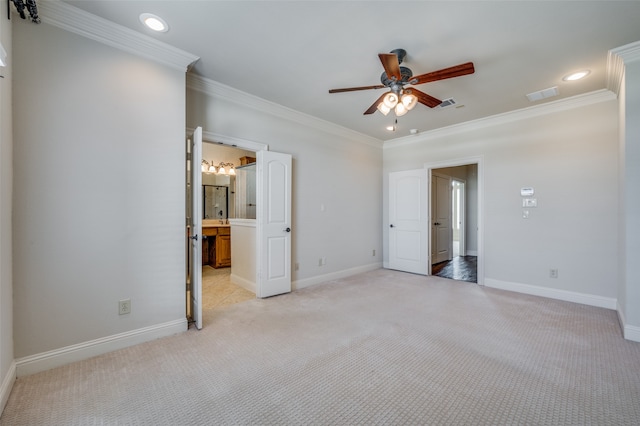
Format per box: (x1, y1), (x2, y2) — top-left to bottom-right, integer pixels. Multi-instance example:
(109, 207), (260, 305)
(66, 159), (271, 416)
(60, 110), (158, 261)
(201, 160), (235, 175)
(139, 13), (169, 32)
(562, 70), (590, 81)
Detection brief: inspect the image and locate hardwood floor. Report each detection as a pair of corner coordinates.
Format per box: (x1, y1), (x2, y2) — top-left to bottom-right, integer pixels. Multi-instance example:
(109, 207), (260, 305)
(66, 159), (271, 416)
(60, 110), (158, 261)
(432, 256), (477, 283)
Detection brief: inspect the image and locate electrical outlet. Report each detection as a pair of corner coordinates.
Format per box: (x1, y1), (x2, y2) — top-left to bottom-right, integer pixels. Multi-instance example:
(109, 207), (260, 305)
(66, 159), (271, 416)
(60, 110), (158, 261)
(119, 299), (131, 315)
(295, 262), (299, 271)
(319, 257), (326, 266)
(549, 269), (558, 279)
(372, 249), (376, 257)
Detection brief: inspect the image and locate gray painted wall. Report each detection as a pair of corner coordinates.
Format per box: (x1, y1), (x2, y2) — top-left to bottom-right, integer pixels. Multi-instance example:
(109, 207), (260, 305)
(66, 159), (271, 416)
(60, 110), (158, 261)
(0, 0), (13, 412)
(384, 99), (619, 300)
(620, 60), (640, 328)
(12, 19), (187, 358)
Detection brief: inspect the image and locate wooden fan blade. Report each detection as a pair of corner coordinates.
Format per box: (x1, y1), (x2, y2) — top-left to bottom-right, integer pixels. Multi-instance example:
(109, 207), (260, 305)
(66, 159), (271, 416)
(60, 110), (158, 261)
(364, 92), (389, 115)
(411, 62), (475, 85)
(379, 53), (401, 81)
(329, 85), (385, 93)
(405, 88), (442, 108)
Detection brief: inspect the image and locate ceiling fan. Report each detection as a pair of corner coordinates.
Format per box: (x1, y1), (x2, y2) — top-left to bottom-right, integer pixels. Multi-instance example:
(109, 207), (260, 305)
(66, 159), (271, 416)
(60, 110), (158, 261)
(328, 49), (475, 116)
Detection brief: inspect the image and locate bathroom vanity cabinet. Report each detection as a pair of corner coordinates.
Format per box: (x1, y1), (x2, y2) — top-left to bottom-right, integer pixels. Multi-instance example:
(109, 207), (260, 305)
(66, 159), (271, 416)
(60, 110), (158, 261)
(202, 223), (231, 268)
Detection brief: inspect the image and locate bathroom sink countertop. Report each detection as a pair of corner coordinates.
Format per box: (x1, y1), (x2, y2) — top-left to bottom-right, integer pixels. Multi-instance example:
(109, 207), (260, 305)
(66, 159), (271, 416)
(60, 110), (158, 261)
(202, 220), (231, 227)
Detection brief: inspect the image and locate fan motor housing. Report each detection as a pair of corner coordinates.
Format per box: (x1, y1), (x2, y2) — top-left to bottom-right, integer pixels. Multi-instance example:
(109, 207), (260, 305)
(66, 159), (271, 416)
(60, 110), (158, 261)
(380, 66), (414, 87)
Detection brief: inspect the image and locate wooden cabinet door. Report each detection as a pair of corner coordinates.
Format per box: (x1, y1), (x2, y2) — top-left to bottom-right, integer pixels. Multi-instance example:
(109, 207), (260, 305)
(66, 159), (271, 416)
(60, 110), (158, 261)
(214, 235), (231, 268)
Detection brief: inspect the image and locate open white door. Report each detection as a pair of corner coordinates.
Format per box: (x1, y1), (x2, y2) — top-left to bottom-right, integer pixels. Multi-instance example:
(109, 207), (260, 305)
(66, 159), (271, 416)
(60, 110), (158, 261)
(188, 127), (203, 329)
(256, 150), (292, 298)
(388, 169), (428, 275)
(431, 174), (452, 264)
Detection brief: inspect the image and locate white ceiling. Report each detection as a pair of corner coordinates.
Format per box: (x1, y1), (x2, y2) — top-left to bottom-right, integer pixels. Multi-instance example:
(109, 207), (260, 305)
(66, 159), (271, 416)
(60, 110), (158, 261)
(63, 1), (640, 141)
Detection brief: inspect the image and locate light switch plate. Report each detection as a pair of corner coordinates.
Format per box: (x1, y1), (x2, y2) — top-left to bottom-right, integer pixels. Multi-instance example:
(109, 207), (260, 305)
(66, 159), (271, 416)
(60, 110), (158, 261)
(520, 187), (535, 197)
(522, 198), (537, 208)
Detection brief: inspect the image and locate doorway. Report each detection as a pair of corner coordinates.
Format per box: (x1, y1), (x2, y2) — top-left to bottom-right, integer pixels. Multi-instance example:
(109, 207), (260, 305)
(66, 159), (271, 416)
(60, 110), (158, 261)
(186, 138), (257, 327)
(200, 142), (257, 313)
(186, 129), (293, 328)
(428, 162), (481, 284)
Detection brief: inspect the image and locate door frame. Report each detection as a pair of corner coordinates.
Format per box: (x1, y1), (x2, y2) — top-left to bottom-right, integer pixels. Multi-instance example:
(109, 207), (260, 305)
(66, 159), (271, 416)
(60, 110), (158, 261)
(425, 156), (484, 285)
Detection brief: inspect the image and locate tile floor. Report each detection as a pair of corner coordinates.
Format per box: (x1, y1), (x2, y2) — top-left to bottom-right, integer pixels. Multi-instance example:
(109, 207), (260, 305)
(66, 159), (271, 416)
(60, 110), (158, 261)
(201, 266), (255, 310)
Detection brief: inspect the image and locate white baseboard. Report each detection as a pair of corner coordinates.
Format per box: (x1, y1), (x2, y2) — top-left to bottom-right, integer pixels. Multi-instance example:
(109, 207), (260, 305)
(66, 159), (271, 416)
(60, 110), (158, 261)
(293, 262), (382, 290)
(466, 250), (478, 256)
(15, 318), (188, 377)
(484, 278), (617, 310)
(230, 274), (256, 294)
(616, 302), (640, 343)
(0, 361), (16, 416)
(623, 324), (640, 342)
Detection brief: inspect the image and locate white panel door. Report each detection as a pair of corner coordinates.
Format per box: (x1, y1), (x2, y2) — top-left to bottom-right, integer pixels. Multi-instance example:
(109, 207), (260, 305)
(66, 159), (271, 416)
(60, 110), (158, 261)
(388, 169), (428, 275)
(257, 150), (292, 298)
(188, 127), (203, 329)
(431, 174), (452, 265)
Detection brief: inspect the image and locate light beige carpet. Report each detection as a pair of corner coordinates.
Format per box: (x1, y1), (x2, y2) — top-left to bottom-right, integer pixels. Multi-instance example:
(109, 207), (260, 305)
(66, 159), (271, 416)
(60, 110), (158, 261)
(2, 269), (640, 425)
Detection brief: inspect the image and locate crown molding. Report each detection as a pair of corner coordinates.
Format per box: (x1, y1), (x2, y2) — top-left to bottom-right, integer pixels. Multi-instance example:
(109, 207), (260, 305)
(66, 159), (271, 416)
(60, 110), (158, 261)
(611, 40), (640, 64)
(383, 89), (616, 150)
(607, 40), (640, 95)
(187, 73), (383, 149)
(37, 1), (199, 72)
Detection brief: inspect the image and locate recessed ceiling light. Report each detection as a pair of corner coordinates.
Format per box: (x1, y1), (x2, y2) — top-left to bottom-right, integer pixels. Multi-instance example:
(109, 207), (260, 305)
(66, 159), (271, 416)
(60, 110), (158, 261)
(386, 125), (396, 131)
(563, 70), (590, 81)
(139, 13), (168, 32)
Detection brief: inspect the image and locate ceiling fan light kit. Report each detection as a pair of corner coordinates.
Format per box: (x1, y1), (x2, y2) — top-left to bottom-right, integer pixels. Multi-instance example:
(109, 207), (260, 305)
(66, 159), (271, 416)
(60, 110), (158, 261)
(402, 93), (418, 110)
(377, 103), (391, 116)
(329, 49), (475, 118)
(382, 93), (399, 109)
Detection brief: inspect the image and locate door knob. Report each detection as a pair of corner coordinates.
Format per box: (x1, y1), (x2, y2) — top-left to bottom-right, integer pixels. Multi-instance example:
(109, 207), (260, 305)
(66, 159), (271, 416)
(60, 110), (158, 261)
(390, 224), (394, 228)
(190, 234), (198, 241)
(284, 227), (291, 232)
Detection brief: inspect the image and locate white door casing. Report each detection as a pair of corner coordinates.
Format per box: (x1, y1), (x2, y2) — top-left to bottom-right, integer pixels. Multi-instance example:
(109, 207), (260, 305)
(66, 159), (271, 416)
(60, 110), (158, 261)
(388, 169), (428, 275)
(188, 127), (203, 329)
(256, 150), (292, 298)
(431, 174), (452, 265)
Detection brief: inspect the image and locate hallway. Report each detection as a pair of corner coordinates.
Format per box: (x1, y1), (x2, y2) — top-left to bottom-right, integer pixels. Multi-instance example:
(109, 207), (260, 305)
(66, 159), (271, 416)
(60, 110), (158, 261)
(432, 256), (477, 283)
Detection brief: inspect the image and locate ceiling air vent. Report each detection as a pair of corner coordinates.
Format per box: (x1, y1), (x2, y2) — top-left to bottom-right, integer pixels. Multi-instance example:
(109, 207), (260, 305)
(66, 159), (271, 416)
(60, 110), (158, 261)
(438, 98), (457, 109)
(526, 86), (559, 102)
